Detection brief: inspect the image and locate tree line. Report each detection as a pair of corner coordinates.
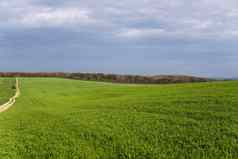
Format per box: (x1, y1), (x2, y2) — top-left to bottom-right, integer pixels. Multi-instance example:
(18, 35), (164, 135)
(0, 72), (210, 84)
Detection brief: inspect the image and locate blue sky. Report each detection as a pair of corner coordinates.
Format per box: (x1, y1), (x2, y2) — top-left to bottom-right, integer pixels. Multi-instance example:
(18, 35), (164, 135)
(0, 0), (238, 77)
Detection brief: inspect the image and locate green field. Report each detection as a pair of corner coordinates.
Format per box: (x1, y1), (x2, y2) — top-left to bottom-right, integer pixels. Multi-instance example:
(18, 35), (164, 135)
(0, 78), (15, 104)
(0, 78), (238, 159)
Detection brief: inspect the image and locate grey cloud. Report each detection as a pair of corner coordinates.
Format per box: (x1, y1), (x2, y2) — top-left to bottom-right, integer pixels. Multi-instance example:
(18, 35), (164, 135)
(1, 0), (238, 40)
(0, 0), (237, 77)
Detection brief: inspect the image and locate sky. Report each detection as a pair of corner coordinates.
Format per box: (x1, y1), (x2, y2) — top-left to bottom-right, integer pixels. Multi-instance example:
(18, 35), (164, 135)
(0, 0), (238, 77)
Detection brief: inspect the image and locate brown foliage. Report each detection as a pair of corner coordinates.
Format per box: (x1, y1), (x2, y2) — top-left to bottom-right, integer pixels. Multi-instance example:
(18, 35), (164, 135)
(68, 73), (210, 84)
(0, 72), (210, 84)
(0, 72), (66, 77)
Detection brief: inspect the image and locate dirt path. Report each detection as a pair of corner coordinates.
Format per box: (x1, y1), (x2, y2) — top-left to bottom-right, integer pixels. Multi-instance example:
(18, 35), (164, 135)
(0, 78), (20, 113)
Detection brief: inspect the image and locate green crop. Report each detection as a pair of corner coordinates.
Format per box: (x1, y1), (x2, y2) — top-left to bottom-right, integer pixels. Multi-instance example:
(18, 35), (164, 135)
(0, 78), (15, 104)
(0, 78), (238, 159)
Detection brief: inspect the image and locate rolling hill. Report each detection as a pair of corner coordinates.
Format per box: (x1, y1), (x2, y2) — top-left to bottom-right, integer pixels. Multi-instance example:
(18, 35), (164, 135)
(0, 78), (237, 158)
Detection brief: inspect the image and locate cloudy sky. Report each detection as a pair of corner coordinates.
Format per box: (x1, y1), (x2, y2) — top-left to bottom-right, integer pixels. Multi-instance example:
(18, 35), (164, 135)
(0, 0), (238, 77)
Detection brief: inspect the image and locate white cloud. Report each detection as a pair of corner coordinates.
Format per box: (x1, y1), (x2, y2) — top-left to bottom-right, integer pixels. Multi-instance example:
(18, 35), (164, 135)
(18, 8), (95, 27)
(115, 28), (165, 39)
(110, 0), (238, 40)
(227, 9), (238, 17)
(1, 0), (238, 40)
(0, 0), (99, 28)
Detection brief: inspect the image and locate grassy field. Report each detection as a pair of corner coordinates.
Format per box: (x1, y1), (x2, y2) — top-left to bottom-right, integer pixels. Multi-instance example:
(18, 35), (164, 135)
(0, 78), (15, 104)
(0, 78), (238, 159)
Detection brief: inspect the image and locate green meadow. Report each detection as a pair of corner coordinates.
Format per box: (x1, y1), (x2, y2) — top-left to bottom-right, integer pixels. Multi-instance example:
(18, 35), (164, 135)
(0, 78), (15, 104)
(0, 78), (238, 159)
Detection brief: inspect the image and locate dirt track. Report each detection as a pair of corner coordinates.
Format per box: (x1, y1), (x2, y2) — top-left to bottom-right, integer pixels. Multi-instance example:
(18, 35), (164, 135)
(0, 78), (20, 113)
